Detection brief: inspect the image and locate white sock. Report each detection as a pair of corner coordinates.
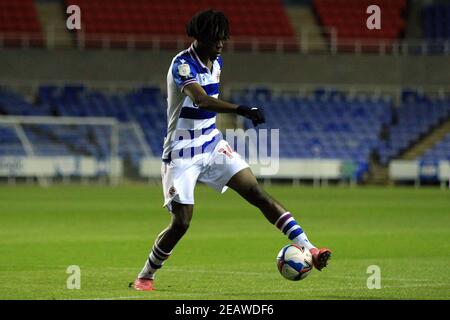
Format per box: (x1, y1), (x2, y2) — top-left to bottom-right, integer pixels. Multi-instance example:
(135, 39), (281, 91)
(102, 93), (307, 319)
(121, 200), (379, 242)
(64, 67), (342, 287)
(293, 232), (316, 251)
(138, 242), (172, 279)
(274, 212), (316, 251)
(138, 260), (156, 280)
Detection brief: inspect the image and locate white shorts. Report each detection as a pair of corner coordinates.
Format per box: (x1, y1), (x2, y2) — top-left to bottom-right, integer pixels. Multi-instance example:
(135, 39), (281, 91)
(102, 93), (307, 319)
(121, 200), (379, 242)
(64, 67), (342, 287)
(161, 139), (249, 212)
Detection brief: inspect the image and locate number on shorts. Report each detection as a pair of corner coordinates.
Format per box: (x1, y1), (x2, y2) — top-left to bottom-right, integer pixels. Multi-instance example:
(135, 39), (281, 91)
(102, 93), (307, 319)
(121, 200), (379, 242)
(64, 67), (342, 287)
(218, 144), (234, 159)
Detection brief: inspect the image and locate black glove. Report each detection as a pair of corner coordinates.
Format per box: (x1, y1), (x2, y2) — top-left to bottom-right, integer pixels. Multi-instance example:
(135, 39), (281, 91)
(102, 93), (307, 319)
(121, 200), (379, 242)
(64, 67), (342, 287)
(236, 105), (265, 127)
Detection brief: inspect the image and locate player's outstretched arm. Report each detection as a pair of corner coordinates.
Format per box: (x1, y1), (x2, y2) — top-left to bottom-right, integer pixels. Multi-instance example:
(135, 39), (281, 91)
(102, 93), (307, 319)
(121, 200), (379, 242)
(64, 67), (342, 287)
(183, 83), (265, 126)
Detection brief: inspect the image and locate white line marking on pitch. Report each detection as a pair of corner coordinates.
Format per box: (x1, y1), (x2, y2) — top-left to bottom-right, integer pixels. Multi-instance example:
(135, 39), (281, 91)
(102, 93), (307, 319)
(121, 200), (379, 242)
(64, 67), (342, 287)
(85, 283), (450, 300)
(94, 266), (450, 285)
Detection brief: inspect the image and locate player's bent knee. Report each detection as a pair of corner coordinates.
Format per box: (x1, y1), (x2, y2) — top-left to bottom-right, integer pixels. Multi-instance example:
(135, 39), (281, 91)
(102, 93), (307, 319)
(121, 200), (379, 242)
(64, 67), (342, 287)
(170, 219), (190, 235)
(170, 202), (193, 234)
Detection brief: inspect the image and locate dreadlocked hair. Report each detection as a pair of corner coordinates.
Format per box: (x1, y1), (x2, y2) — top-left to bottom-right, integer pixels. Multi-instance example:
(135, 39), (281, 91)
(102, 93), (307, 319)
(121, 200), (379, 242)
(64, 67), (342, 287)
(186, 9), (230, 42)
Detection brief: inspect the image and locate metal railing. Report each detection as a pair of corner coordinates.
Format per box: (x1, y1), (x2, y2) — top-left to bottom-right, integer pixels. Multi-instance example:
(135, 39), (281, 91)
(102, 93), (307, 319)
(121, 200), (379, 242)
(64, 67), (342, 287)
(1, 26), (450, 56)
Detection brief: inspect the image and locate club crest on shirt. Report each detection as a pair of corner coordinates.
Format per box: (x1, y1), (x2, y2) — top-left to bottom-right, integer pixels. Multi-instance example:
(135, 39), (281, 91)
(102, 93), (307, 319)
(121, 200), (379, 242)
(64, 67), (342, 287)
(178, 63), (191, 77)
(168, 186), (177, 197)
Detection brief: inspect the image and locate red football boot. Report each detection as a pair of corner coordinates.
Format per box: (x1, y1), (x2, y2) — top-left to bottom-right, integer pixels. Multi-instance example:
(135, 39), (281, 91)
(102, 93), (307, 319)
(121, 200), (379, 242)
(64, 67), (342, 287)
(309, 248), (332, 271)
(130, 278), (155, 291)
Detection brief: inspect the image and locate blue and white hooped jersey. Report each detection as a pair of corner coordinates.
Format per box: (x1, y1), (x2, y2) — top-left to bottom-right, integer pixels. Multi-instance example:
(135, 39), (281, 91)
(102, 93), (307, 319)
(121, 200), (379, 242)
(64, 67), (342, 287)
(163, 43), (222, 161)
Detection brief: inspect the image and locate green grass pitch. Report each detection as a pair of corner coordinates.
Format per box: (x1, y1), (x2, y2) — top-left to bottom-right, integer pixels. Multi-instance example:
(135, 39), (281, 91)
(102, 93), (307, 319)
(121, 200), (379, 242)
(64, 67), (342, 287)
(0, 184), (449, 300)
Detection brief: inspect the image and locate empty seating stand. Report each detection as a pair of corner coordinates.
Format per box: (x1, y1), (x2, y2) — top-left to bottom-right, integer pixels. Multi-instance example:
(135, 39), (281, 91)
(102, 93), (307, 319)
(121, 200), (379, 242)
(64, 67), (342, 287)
(231, 87), (450, 168)
(313, 0), (406, 52)
(0, 86), (167, 167)
(231, 87), (393, 179)
(0, 0), (44, 48)
(421, 133), (450, 161)
(377, 91), (450, 164)
(1, 86), (448, 172)
(422, 4), (450, 54)
(65, 0), (297, 51)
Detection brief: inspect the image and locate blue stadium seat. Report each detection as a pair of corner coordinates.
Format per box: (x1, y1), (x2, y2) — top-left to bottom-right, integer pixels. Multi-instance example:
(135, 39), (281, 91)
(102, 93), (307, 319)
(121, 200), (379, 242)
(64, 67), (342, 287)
(420, 133), (450, 161)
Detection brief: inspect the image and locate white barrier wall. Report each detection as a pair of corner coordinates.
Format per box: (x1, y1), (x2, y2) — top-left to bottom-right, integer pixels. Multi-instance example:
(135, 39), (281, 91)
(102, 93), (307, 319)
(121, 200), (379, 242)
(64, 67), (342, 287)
(0, 156), (123, 177)
(439, 161), (450, 182)
(139, 158), (163, 178)
(389, 160), (419, 181)
(139, 157), (343, 179)
(390, 160), (450, 185)
(249, 159), (342, 179)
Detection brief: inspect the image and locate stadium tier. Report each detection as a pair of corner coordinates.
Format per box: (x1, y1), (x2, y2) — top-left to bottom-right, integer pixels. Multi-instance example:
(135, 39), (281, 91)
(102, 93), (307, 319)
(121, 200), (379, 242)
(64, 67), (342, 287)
(0, 0), (449, 55)
(65, 0), (297, 50)
(377, 91), (450, 164)
(1, 86), (449, 172)
(313, 0), (406, 51)
(230, 88), (450, 168)
(0, 86), (167, 166)
(0, 0), (44, 47)
(231, 88), (392, 178)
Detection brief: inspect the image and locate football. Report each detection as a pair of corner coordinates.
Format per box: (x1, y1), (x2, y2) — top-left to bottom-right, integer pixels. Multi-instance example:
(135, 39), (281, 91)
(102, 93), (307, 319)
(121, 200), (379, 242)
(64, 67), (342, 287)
(276, 244), (313, 281)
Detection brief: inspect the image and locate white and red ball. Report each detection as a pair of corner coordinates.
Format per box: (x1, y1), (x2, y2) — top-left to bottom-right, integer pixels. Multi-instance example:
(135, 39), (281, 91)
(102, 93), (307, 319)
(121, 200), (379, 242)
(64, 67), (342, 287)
(276, 244), (313, 281)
